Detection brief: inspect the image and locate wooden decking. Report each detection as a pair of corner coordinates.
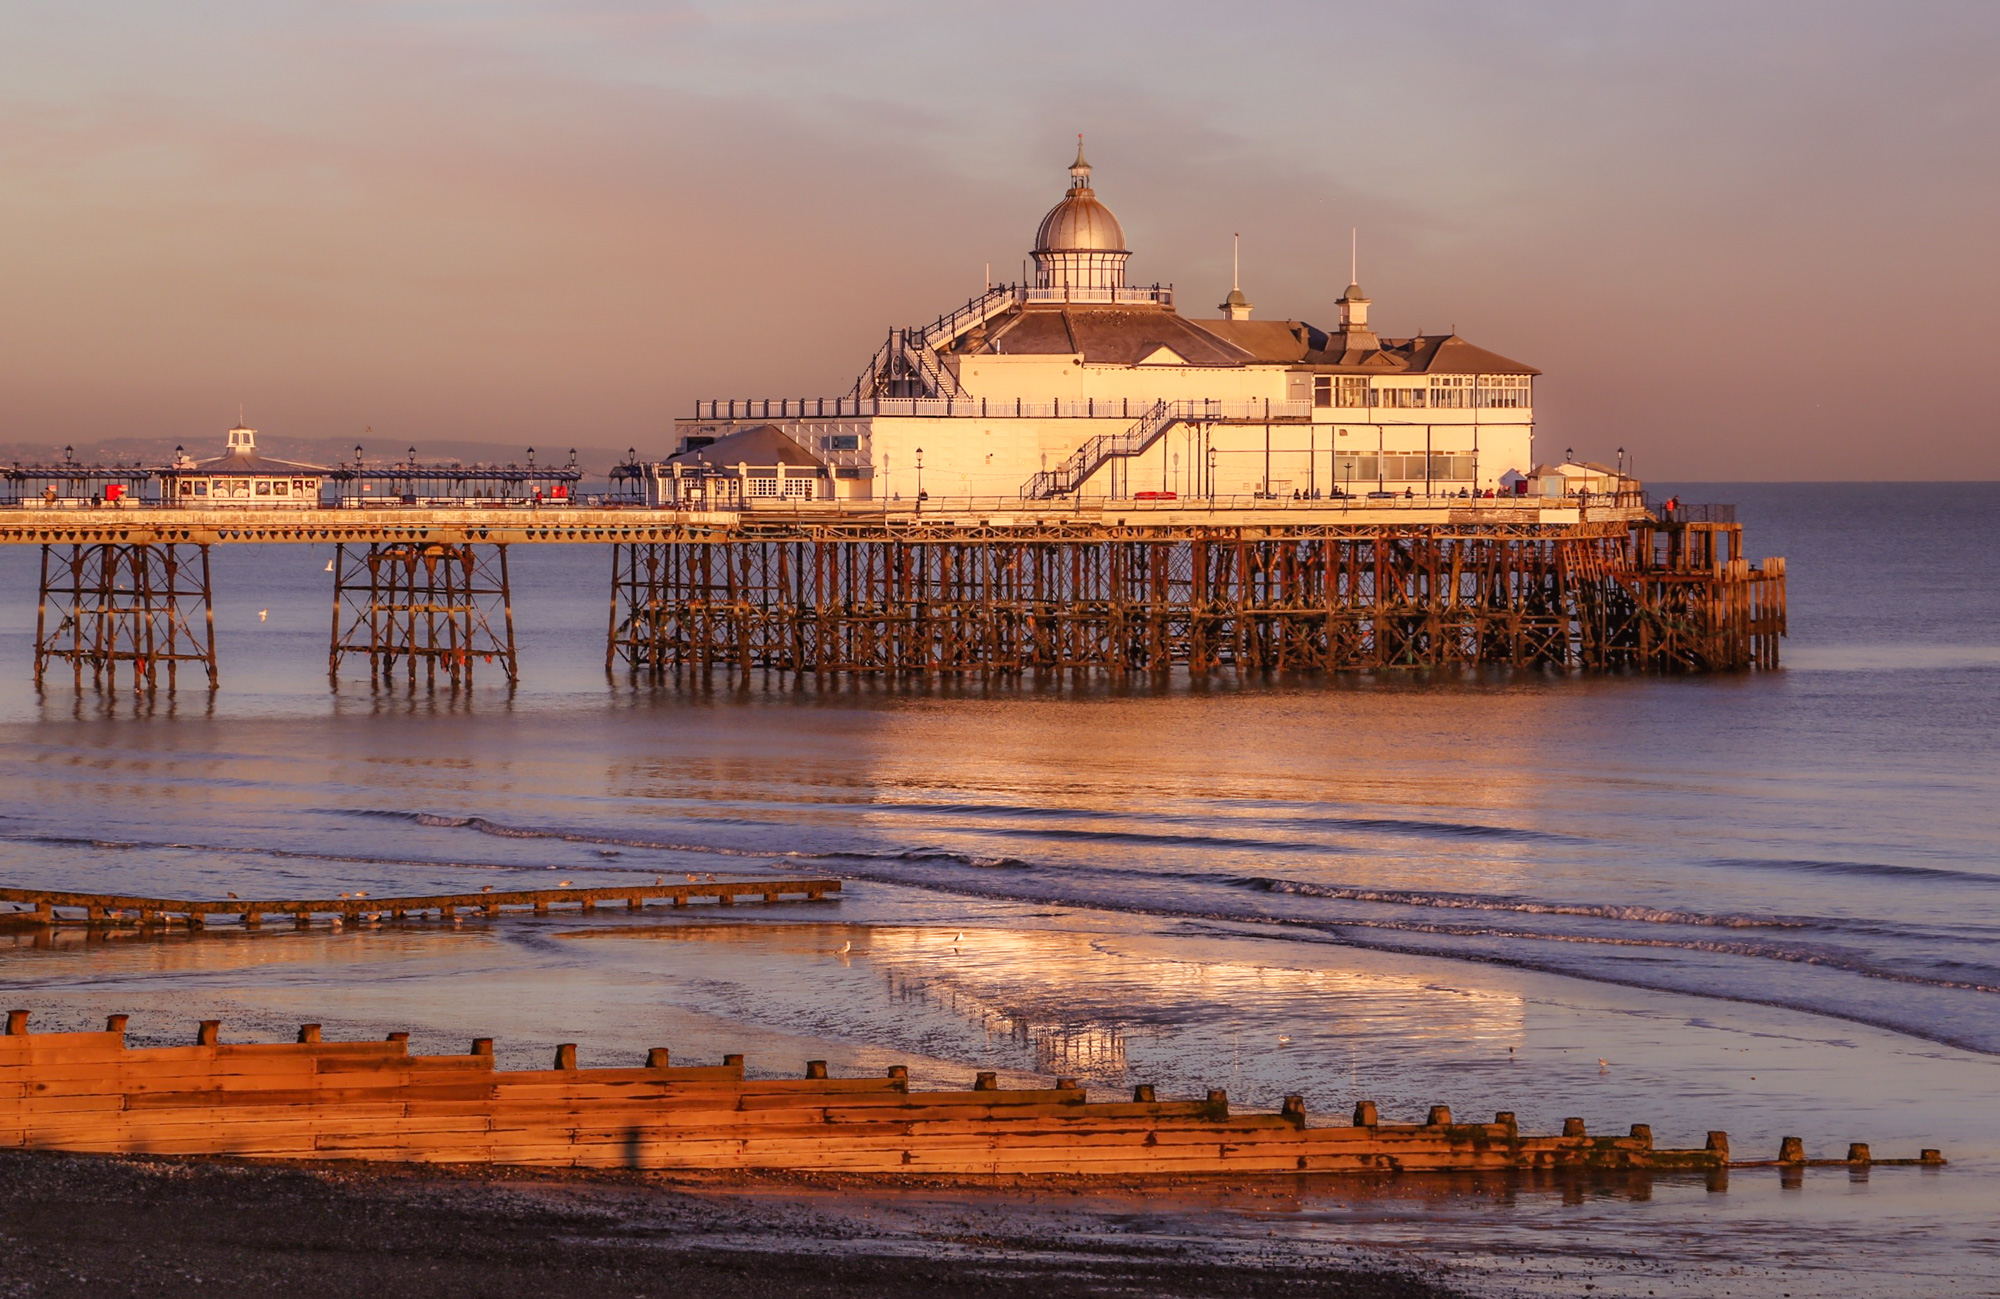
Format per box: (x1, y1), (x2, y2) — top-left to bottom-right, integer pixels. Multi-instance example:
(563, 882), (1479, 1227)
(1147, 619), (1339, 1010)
(0, 1014), (1942, 1176)
(0, 880), (840, 928)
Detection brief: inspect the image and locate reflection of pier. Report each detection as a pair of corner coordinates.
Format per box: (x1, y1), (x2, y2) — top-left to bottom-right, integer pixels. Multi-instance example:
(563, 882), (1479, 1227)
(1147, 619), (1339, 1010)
(0, 879), (839, 929)
(0, 500), (1783, 688)
(885, 968), (1139, 1080)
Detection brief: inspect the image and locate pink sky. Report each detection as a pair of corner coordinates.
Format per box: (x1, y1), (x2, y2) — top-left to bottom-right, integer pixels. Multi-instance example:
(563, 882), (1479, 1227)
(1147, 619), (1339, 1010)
(3, 1), (1997, 478)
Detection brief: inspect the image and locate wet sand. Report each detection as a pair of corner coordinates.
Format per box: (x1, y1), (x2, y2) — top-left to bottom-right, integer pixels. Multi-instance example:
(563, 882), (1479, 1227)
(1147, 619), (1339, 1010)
(0, 1151), (1465, 1298)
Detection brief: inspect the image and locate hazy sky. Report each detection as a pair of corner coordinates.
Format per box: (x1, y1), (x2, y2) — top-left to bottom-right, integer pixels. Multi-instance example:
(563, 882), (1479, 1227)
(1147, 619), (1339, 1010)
(3, 1), (1996, 477)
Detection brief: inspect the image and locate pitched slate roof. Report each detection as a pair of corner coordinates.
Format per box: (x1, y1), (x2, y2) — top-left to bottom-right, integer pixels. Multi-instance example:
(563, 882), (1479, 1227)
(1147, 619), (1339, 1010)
(174, 448), (329, 475)
(960, 304), (1256, 367)
(1196, 321), (1539, 376)
(667, 424), (823, 469)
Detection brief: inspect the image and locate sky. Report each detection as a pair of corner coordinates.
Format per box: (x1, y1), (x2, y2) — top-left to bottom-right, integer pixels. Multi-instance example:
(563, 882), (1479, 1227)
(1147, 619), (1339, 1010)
(2, 0), (1997, 479)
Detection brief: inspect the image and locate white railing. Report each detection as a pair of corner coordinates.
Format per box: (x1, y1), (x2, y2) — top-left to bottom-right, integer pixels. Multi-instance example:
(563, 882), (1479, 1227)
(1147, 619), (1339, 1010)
(690, 396), (1311, 423)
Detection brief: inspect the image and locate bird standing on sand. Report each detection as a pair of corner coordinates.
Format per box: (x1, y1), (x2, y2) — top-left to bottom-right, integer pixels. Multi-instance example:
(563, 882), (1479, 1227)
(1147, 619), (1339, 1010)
(559, 879), (572, 887)
(839, 941), (852, 955)
(1598, 1058), (1611, 1074)
(257, 610), (268, 622)
(324, 559), (334, 572)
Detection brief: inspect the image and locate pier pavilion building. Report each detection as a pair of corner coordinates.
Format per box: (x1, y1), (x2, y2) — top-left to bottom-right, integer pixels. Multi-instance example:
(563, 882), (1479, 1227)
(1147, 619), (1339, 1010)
(659, 145), (1538, 505)
(158, 424), (328, 508)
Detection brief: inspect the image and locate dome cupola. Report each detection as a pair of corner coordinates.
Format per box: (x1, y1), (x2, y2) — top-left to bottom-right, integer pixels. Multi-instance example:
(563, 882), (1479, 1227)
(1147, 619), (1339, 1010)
(1032, 138), (1130, 294)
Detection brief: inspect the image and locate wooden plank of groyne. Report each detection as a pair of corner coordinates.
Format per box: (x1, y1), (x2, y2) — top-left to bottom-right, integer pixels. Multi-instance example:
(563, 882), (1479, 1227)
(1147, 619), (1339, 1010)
(1, 1020), (1916, 1175)
(0, 879), (841, 925)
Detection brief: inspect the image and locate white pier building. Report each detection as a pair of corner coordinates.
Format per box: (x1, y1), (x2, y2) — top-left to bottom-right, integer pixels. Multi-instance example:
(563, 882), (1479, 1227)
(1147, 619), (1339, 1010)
(655, 145), (1537, 507)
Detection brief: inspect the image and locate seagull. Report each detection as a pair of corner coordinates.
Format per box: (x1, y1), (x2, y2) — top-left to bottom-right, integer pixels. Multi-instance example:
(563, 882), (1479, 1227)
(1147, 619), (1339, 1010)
(339, 893), (350, 900)
(258, 610), (268, 622)
(480, 885), (493, 893)
(704, 874), (716, 883)
(1598, 1058), (1611, 1074)
(1278, 1035), (1292, 1045)
(324, 559), (335, 572)
(953, 932), (964, 943)
(559, 879), (572, 887)
(354, 891), (367, 898)
(654, 876), (664, 886)
(685, 874), (698, 883)
(226, 892), (238, 899)
(838, 941), (852, 955)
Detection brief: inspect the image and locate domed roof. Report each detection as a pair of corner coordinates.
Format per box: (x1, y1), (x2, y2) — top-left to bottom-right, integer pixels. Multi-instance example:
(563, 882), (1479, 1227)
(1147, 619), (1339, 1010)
(1034, 141), (1127, 254)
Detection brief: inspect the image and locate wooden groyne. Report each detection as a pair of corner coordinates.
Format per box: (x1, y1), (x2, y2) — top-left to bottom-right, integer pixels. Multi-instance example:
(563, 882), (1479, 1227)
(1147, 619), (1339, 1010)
(0, 1014), (1940, 1177)
(0, 879), (839, 929)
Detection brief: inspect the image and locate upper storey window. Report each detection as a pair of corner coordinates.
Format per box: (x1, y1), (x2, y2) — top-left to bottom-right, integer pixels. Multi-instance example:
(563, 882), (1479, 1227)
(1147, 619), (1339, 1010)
(1475, 376), (1533, 408)
(1428, 376), (1471, 408)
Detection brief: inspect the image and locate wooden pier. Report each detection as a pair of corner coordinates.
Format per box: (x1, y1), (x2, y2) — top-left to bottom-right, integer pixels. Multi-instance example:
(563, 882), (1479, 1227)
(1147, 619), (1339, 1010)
(0, 500), (1785, 686)
(0, 1013), (1938, 1177)
(0, 879), (840, 929)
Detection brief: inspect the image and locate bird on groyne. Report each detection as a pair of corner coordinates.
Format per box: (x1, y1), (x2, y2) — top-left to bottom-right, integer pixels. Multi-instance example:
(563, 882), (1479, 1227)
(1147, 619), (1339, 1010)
(226, 892), (238, 899)
(480, 885), (493, 893)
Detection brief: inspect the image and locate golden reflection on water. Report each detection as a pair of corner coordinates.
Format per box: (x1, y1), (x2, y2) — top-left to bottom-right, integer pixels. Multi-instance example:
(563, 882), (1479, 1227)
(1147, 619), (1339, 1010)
(570, 918), (1524, 1081)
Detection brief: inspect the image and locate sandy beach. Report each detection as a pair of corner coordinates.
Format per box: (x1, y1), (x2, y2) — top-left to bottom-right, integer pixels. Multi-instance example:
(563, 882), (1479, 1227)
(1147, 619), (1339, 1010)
(0, 1151), (1465, 1298)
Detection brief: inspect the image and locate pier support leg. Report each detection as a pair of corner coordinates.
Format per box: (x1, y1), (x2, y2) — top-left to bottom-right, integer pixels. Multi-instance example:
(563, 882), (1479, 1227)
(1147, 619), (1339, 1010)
(33, 543), (217, 691)
(330, 543), (517, 686)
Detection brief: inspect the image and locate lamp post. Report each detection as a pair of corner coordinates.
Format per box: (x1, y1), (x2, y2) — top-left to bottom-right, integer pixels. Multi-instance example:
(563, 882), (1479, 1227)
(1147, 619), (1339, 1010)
(354, 444), (364, 467)
(1206, 443), (1217, 504)
(914, 447), (924, 511)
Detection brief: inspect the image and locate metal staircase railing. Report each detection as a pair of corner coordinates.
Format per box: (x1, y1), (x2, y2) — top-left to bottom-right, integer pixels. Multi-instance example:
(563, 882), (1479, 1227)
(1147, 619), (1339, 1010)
(849, 285), (1023, 400)
(1022, 399), (1225, 498)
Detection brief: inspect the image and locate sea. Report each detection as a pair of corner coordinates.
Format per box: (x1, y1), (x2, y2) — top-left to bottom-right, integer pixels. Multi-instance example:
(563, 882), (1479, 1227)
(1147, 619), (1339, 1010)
(1, 481), (1995, 1297)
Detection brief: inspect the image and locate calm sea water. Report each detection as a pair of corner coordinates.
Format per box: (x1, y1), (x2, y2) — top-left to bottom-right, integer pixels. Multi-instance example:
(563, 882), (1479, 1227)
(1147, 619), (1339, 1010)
(1, 482), (1995, 1296)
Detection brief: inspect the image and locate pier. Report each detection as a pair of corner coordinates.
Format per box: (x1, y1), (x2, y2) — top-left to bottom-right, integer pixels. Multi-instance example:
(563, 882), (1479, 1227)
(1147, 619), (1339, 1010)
(0, 879), (840, 929)
(0, 1012), (1938, 1177)
(0, 497), (1785, 687)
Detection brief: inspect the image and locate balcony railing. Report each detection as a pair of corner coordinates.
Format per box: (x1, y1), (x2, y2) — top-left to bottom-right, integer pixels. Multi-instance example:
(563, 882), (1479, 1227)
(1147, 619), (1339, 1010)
(689, 397), (1312, 422)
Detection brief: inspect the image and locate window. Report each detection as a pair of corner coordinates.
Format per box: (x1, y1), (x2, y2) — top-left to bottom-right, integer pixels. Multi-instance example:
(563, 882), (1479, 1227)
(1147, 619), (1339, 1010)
(1286, 373), (1312, 403)
(1313, 375), (1333, 409)
(1475, 375), (1532, 408)
(1335, 377), (1369, 408)
(747, 476), (780, 497)
(782, 477), (814, 498)
(273, 480), (289, 496)
(193, 481), (208, 496)
(1373, 386), (1426, 408)
(1429, 376), (1471, 408)
(256, 480), (272, 495)
(822, 434), (859, 451)
(179, 481), (193, 496)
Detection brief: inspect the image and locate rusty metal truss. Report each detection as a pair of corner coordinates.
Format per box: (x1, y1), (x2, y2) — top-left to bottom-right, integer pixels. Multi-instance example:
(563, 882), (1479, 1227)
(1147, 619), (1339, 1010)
(329, 543), (518, 686)
(34, 544), (218, 690)
(607, 522), (1784, 676)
